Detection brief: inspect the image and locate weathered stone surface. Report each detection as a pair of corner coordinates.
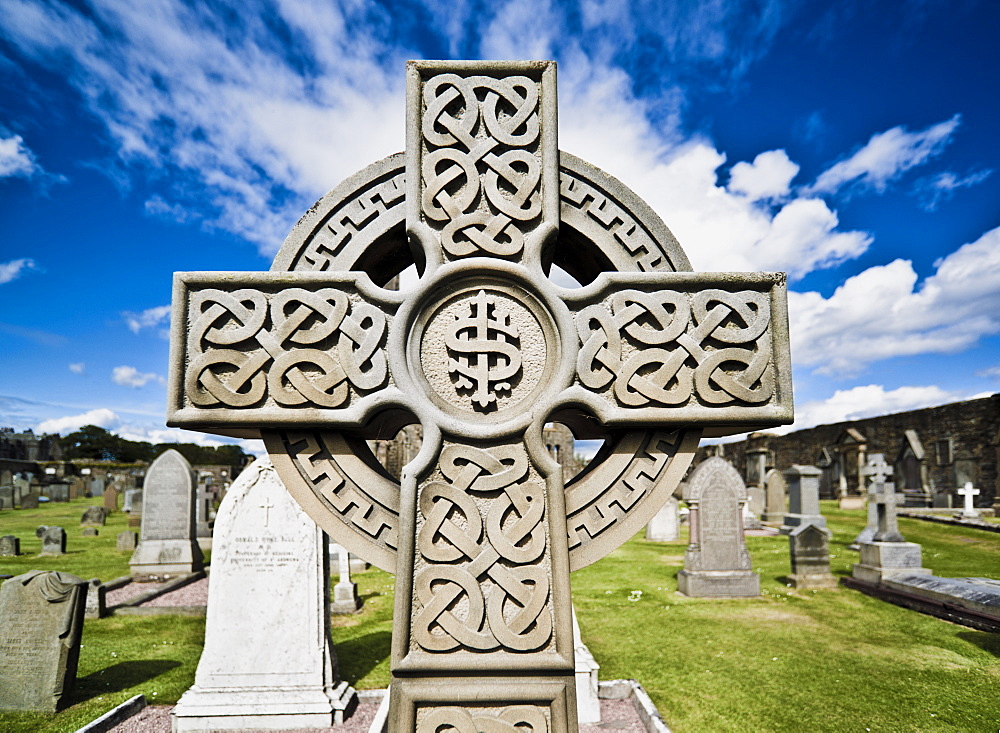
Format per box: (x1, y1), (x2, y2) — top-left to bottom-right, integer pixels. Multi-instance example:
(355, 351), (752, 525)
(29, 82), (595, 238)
(40, 526), (66, 556)
(172, 457), (354, 730)
(130, 450), (203, 579)
(331, 542), (362, 615)
(117, 531), (138, 552)
(103, 485), (120, 513)
(84, 578), (106, 619)
(853, 542), (930, 583)
(645, 495), (680, 542)
(47, 482), (70, 502)
(165, 60), (792, 730)
(123, 488), (142, 514)
(0, 487), (12, 510)
(762, 468), (786, 522)
(20, 494), (39, 509)
(678, 457), (759, 597)
(882, 574), (1000, 617)
(81, 527), (99, 537)
(0, 535), (20, 556)
(0, 571), (87, 712)
(788, 524), (837, 589)
(780, 465), (826, 534)
(80, 506), (107, 526)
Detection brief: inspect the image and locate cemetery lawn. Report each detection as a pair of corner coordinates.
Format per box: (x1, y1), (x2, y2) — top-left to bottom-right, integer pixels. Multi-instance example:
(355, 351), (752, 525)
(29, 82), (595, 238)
(2, 501), (999, 732)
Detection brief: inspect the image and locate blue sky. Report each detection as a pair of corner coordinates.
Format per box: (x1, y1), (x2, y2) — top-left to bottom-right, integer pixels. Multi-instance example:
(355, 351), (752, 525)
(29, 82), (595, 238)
(1, 0), (999, 456)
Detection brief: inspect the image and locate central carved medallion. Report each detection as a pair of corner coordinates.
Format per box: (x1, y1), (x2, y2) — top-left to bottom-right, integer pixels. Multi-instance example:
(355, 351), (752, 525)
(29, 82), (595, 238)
(446, 289), (523, 409)
(413, 277), (556, 420)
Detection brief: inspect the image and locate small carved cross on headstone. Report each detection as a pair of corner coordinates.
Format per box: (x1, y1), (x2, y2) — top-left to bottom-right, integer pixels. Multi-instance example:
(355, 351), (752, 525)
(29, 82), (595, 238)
(168, 60), (793, 732)
(259, 496), (274, 527)
(863, 454), (904, 543)
(958, 481), (980, 518)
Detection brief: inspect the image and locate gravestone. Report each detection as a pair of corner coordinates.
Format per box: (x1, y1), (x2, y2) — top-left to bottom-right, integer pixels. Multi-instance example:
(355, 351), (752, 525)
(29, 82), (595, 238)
(81, 527), (99, 537)
(90, 477), (105, 497)
(117, 531), (138, 551)
(0, 487), (12, 510)
(172, 457), (355, 730)
(678, 457), (759, 597)
(81, 506), (107, 526)
(20, 494), (39, 509)
(0, 570), (87, 712)
(762, 468), (786, 523)
(572, 609), (600, 724)
(123, 488), (142, 513)
(0, 535), (20, 555)
(40, 526), (66, 556)
(13, 475), (29, 504)
(166, 60), (792, 729)
(84, 578), (106, 619)
(194, 481), (213, 546)
(747, 484), (766, 520)
(129, 450), (203, 580)
(853, 454), (893, 548)
(853, 456), (930, 583)
(103, 485), (120, 513)
(331, 542), (362, 614)
(68, 477), (84, 500)
(957, 482), (980, 519)
(780, 465), (826, 534)
(787, 524), (837, 589)
(645, 494), (680, 542)
(745, 444), (769, 488)
(47, 482), (70, 502)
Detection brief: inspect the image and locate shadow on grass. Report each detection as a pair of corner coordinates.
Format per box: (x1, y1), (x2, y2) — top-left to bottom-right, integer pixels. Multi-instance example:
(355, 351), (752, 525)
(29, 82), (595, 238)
(73, 659), (181, 702)
(956, 630), (1000, 657)
(335, 630), (391, 684)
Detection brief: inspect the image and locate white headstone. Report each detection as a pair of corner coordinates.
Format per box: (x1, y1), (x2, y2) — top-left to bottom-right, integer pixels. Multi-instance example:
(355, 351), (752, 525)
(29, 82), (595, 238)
(645, 495), (680, 542)
(172, 457), (355, 731)
(331, 542), (362, 614)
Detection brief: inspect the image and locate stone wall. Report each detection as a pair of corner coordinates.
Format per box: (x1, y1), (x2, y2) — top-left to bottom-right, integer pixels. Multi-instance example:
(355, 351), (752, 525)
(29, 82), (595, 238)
(702, 394), (1000, 507)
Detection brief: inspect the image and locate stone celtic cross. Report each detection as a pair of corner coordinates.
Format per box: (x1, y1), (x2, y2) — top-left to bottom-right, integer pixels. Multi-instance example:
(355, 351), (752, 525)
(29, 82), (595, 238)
(863, 454), (903, 543)
(168, 61), (793, 732)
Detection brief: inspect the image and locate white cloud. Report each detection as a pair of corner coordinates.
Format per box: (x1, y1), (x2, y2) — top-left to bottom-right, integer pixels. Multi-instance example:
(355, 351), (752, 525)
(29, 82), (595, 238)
(112, 365), (166, 388)
(976, 365), (1000, 380)
(123, 305), (171, 334)
(0, 258), (37, 284)
(728, 149), (799, 201)
(778, 384), (967, 434)
(808, 115), (960, 195)
(144, 194), (198, 224)
(68, 362), (85, 374)
(790, 225), (1000, 376)
(0, 134), (38, 177)
(37, 407), (120, 435)
(915, 169), (992, 211)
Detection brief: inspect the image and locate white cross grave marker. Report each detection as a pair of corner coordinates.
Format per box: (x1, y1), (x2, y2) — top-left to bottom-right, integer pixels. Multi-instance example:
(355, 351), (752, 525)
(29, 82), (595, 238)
(958, 482), (980, 518)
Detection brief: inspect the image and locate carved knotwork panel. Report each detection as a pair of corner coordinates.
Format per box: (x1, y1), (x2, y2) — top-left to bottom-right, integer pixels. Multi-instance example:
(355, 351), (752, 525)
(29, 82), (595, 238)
(417, 705), (549, 733)
(412, 440), (553, 655)
(410, 62), (557, 262)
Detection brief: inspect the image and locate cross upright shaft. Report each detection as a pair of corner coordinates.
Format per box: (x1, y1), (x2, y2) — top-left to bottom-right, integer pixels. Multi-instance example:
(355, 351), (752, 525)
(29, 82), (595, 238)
(168, 60), (793, 732)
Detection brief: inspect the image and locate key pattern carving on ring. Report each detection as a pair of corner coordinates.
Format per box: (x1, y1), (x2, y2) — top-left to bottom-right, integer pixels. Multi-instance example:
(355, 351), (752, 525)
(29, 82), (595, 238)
(417, 705), (548, 733)
(421, 74), (542, 259)
(576, 288), (774, 408)
(184, 286), (389, 409)
(412, 442), (553, 654)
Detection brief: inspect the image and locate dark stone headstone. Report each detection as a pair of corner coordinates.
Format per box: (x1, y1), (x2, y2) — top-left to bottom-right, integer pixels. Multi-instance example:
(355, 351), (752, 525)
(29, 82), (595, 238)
(0, 487), (12, 510)
(116, 531), (138, 552)
(80, 506), (107, 526)
(788, 524), (837, 589)
(130, 449), (204, 579)
(46, 483), (70, 503)
(40, 527), (66, 556)
(103, 486), (120, 514)
(0, 570), (87, 712)
(0, 536), (20, 556)
(20, 495), (39, 510)
(81, 528), (99, 537)
(90, 477), (105, 497)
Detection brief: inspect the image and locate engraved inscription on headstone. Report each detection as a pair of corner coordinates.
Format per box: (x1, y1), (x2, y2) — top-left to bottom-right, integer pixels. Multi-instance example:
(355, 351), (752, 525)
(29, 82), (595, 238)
(172, 457), (355, 730)
(0, 571), (87, 712)
(166, 60), (793, 732)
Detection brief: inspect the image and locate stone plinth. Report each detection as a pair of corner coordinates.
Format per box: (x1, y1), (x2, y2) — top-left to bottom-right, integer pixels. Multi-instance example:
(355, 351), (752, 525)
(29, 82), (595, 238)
(852, 541), (930, 584)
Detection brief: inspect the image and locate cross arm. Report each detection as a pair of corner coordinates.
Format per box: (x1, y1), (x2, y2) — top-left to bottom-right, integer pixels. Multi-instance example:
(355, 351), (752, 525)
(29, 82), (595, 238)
(558, 271), (793, 437)
(166, 271), (405, 438)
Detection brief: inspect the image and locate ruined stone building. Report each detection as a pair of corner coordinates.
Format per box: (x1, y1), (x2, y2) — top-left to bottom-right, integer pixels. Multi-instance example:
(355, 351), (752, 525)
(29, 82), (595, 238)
(704, 394), (1000, 509)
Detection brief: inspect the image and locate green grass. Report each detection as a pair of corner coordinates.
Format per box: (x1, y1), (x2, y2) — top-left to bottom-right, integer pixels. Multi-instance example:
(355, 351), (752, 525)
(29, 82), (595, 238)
(1, 500), (998, 732)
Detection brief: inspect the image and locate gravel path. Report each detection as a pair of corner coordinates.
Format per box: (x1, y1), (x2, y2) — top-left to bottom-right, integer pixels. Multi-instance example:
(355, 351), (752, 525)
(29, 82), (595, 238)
(141, 576), (210, 607)
(105, 581), (166, 607)
(108, 699), (645, 732)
